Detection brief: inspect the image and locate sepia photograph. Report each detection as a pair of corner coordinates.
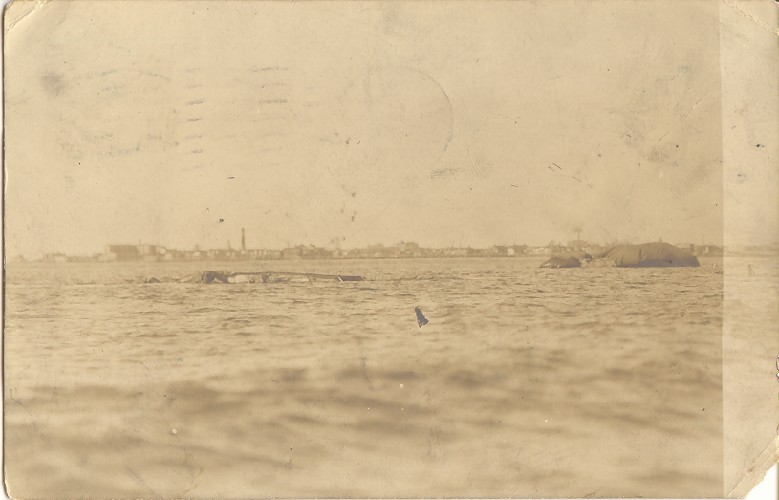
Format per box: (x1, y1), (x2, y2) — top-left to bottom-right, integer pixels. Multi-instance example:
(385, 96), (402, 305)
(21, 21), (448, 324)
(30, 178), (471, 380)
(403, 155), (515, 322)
(2, 0), (777, 498)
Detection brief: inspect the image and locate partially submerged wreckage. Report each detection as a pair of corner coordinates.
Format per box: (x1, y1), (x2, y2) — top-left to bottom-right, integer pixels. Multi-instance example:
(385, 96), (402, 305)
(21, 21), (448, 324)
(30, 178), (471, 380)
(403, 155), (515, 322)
(144, 271), (365, 284)
(540, 242), (701, 269)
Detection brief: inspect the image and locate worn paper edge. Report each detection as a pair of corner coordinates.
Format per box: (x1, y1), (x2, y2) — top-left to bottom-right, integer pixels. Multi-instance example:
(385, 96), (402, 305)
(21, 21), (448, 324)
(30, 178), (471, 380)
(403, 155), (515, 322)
(721, 0), (779, 498)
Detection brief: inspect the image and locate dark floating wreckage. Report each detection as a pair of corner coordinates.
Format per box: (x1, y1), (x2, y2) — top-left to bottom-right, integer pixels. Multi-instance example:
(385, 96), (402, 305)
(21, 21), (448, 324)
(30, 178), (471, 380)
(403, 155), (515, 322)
(415, 306), (429, 328)
(143, 271), (365, 284)
(540, 242), (700, 269)
(540, 253), (587, 269)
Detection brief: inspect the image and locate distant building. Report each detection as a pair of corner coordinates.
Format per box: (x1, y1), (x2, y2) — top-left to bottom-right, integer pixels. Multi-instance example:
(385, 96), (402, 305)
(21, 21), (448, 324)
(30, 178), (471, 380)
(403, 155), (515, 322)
(398, 241), (422, 257)
(528, 246), (551, 256)
(332, 248), (350, 259)
(280, 245), (332, 260)
(161, 249), (184, 261)
(103, 244), (141, 261)
(259, 249), (282, 260)
(468, 247), (490, 257)
(567, 239), (591, 250)
(43, 253), (68, 263)
(489, 245), (513, 257)
(443, 247), (468, 257)
(303, 246), (332, 259)
(138, 244), (159, 256)
(281, 246), (303, 260)
(512, 245), (529, 256)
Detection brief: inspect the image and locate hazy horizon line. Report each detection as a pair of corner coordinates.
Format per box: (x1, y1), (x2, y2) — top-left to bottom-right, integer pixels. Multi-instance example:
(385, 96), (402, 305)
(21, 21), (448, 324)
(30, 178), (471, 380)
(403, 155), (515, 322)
(10, 238), (742, 259)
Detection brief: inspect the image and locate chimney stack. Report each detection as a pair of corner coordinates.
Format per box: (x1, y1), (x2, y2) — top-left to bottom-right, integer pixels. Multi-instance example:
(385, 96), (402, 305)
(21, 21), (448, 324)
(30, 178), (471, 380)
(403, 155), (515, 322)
(241, 228), (246, 252)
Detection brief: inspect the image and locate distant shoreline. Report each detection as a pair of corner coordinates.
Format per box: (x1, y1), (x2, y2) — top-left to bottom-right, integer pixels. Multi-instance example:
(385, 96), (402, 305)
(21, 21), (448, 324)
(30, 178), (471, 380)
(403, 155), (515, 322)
(12, 241), (745, 264)
(5, 254), (743, 266)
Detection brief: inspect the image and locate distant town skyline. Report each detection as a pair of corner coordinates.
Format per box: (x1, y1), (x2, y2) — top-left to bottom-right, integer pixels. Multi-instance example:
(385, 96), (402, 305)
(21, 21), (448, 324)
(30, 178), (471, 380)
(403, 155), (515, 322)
(28, 237), (726, 264)
(5, 220), (726, 260)
(10, 230), (725, 262)
(4, 1), (735, 260)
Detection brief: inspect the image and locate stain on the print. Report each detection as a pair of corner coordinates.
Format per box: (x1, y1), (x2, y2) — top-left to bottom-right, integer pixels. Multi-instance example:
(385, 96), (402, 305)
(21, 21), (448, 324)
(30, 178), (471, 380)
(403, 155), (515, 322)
(360, 358), (375, 391)
(41, 73), (66, 96)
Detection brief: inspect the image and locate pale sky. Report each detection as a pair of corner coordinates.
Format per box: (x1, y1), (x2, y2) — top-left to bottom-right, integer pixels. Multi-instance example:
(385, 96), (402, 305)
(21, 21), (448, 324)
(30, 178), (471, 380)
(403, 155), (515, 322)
(4, 1), (726, 257)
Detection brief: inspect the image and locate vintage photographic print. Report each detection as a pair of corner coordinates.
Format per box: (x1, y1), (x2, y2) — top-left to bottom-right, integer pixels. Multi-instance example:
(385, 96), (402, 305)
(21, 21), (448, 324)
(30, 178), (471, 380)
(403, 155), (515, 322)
(3, 1), (777, 498)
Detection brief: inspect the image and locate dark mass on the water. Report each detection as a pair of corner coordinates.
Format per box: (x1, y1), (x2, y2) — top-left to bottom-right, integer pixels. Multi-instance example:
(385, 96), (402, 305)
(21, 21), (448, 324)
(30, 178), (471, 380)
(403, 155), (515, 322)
(540, 242), (700, 269)
(605, 242), (700, 267)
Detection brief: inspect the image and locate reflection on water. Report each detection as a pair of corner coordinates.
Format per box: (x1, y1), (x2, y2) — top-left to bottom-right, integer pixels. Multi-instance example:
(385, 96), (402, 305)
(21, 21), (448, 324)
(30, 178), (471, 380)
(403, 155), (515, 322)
(5, 257), (725, 497)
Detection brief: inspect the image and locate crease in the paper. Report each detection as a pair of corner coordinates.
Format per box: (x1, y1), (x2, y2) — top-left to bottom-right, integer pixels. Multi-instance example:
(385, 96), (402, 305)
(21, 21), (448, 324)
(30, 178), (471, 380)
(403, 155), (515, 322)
(720, 0), (779, 37)
(5, 0), (50, 33)
(680, 92), (715, 122)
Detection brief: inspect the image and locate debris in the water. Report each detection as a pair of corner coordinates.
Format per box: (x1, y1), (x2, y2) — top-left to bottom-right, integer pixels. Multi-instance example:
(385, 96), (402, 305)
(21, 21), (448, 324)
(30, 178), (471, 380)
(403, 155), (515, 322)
(415, 306), (429, 327)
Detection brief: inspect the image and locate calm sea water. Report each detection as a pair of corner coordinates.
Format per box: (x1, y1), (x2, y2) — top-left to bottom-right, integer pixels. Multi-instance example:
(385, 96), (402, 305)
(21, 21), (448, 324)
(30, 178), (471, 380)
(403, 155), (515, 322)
(5, 257), (725, 497)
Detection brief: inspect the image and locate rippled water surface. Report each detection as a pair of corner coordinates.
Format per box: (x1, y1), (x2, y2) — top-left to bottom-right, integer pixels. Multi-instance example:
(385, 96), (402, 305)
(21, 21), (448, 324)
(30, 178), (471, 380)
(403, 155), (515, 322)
(5, 257), (725, 497)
